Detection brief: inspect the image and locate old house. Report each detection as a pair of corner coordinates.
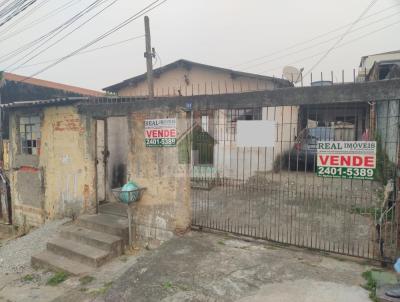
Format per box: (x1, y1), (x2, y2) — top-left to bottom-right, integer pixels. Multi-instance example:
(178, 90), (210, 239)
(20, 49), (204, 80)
(104, 59), (295, 178)
(3, 97), (191, 244)
(0, 73), (104, 225)
(0, 72), (104, 140)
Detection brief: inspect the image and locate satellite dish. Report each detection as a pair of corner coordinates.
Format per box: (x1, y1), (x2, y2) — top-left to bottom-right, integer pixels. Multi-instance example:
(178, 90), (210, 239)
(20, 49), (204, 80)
(283, 66), (303, 83)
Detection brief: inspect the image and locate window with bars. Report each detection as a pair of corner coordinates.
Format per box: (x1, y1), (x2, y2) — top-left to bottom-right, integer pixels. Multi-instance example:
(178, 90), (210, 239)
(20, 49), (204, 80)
(20, 116), (41, 155)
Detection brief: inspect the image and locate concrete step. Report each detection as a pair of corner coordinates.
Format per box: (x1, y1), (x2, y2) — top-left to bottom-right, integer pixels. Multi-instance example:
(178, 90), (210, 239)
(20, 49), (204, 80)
(47, 238), (111, 268)
(99, 202), (128, 218)
(60, 225), (123, 257)
(76, 214), (129, 244)
(31, 250), (92, 276)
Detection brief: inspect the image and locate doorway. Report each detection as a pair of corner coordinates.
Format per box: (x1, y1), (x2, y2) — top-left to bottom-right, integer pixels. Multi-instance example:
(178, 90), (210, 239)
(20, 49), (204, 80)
(96, 117), (129, 206)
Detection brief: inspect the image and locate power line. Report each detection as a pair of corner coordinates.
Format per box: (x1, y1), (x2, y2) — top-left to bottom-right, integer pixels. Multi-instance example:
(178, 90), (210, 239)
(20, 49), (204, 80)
(6, 0), (120, 71)
(14, 34), (145, 70)
(23, 0), (167, 81)
(0, 0), (76, 41)
(0, 0), (109, 64)
(230, 2), (399, 69)
(258, 18), (400, 75)
(304, 0), (379, 76)
(240, 9), (400, 72)
(0, 0), (38, 28)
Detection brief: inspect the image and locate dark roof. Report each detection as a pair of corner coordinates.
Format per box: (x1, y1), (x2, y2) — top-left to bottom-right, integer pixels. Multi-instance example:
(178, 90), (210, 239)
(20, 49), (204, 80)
(4, 72), (104, 97)
(103, 59), (292, 92)
(0, 97), (88, 109)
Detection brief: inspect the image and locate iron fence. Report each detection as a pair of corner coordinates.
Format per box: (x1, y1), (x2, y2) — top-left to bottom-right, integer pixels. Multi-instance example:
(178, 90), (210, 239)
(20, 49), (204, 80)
(191, 99), (400, 262)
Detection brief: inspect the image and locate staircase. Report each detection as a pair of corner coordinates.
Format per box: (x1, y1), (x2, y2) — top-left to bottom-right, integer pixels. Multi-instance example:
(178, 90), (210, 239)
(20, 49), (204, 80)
(31, 213), (129, 275)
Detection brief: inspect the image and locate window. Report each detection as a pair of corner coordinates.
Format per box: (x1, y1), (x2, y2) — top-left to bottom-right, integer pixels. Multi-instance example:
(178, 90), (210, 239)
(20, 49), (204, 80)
(227, 108), (262, 140)
(20, 116), (41, 155)
(201, 115), (209, 132)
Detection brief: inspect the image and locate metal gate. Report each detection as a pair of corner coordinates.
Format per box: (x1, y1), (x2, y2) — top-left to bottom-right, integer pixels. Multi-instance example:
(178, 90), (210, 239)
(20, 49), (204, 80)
(191, 100), (400, 262)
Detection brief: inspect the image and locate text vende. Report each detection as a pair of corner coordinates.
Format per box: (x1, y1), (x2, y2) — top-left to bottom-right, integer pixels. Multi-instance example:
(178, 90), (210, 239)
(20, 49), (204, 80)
(317, 154), (375, 168)
(145, 129), (177, 138)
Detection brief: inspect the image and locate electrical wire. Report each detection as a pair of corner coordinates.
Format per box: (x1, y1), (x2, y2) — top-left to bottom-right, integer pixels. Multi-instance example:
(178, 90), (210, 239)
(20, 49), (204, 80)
(230, 2), (399, 70)
(0, 0), (38, 28)
(0, 0), (109, 64)
(258, 18), (400, 75)
(240, 9), (400, 72)
(23, 0), (167, 81)
(14, 34), (145, 70)
(304, 0), (379, 76)
(7, 0), (120, 71)
(0, 0), (78, 41)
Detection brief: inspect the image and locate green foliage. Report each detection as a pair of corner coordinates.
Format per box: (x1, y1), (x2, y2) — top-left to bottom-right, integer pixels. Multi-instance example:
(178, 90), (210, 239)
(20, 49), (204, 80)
(163, 281), (173, 290)
(79, 275), (95, 286)
(46, 271), (68, 286)
(362, 271), (378, 302)
(374, 134), (396, 185)
(21, 274), (34, 282)
(273, 151), (290, 172)
(350, 205), (393, 221)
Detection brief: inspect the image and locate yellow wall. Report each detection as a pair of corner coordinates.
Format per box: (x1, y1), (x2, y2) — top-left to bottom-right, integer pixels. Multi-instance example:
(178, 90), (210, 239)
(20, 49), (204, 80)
(117, 65), (277, 97)
(39, 106), (96, 219)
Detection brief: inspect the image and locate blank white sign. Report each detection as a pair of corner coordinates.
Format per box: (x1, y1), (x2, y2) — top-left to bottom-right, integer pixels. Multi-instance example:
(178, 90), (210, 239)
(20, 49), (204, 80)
(236, 120), (276, 147)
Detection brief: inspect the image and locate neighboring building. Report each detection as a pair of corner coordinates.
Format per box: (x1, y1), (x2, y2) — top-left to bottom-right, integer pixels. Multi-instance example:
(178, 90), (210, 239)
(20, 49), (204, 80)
(103, 59), (291, 96)
(357, 51), (400, 165)
(357, 50), (400, 82)
(0, 74), (104, 225)
(1, 72), (104, 102)
(0, 72), (104, 139)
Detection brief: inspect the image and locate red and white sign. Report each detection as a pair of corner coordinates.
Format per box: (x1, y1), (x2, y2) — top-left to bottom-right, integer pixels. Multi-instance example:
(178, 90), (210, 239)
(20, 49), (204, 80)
(144, 118), (177, 147)
(317, 141), (376, 168)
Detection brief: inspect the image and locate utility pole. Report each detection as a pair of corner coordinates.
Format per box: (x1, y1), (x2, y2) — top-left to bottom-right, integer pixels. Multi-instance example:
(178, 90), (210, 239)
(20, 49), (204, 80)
(144, 16), (154, 99)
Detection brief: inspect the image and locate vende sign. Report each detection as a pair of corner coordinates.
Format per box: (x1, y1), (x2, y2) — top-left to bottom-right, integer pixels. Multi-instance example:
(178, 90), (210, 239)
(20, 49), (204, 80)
(144, 118), (177, 147)
(317, 141), (376, 180)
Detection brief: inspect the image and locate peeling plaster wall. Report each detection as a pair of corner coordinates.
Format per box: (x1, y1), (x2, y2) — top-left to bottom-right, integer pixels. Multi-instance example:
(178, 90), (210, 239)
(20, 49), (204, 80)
(127, 110), (191, 241)
(39, 106), (96, 219)
(9, 111), (45, 226)
(9, 106), (96, 227)
(10, 103), (191, 240)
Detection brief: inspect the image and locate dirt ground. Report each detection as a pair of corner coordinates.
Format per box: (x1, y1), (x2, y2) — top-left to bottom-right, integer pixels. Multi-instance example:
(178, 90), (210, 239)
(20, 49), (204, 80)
(192, 171), (393, 260)
(95, 231), (375, 302)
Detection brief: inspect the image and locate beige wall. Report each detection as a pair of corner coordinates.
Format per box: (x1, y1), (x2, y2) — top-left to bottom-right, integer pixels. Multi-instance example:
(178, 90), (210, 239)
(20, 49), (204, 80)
(39, 106), (96, 220)
(127, 111), (191, 240)
(117, 65), (278, 97)
(9, 106), (96, 226)
(9, 105), (191, 242)
(213, 106), (299, 180)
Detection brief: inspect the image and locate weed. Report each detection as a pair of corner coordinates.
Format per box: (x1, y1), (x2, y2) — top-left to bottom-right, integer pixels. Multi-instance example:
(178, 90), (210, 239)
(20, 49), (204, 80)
(46, 271), (68, 286)
(362, 270), (378, 302)
(22, 274), (34, 282)
(217, 240), (225, 245)
(80, 288), (88, 292)
(79, 275), (95, 286)
(163, 281), (173, 290)
(350, 205), (393, 221)
(94, 281), (114, 295)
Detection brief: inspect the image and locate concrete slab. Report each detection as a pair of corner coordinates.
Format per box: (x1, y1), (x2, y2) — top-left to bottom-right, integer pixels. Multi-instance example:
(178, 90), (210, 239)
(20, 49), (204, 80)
(94, 231), (372, 302)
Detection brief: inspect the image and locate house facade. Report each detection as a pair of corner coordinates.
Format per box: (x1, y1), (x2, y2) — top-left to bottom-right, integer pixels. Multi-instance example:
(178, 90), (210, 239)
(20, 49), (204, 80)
(103, 59), (291, 96)
(105, 59), (295, 178)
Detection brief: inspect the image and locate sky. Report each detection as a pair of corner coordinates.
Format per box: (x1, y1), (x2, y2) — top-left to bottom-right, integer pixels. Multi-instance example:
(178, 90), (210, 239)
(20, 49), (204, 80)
(0, 0), (399, 91)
